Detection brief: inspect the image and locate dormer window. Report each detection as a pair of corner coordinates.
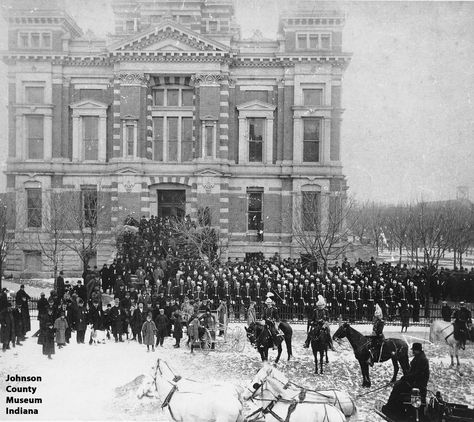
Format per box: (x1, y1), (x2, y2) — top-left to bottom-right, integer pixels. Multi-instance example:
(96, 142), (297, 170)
(296, 33), (332, 50)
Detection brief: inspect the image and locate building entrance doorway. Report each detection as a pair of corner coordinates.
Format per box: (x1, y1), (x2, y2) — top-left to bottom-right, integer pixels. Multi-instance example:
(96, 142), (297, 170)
(157, 189), (186, 218)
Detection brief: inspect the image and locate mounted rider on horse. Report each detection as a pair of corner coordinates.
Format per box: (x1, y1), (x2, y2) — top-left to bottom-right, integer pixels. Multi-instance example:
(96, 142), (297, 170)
(303, 295), (333, 350)
(452, 302), (472, 350)
(262, 293), (284, 347)
(367, 303), (385, 366)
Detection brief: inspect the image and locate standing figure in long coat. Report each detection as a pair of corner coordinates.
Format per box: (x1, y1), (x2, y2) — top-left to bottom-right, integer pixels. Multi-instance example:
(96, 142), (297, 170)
(172, 311), (183, 348)
(141, 313), (157, 352)
(0, 302), (16, 351)
(39, 308), (55, 359)
(16, 285), (31, 339)
(216, 300), (227, 337)
(54, 313), (68, 348)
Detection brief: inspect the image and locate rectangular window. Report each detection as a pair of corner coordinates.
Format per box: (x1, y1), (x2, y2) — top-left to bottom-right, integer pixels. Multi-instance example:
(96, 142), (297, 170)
(248, 191), (263, 231)
(167, 89), (179, 106)
(205, 125), (213, 157)
(126, 124), (135, 157)
(179, 15), (191, 24)
(208, 21), (218, 32)
(182, 89), (193, 106)
(83, 116), (99, 160)
(167, 117), (178, 161)
(26, 188), (42, 228)
(82, 188), (98, 228)
(303, 118), (321, 162)
(24, 251), (42, 271)
(302, 192), (320, 231)
(42, 33), (51, 48)
(303, 89), (323, 106)
(297, 34), (307, 49)
(153, 89), (164, 106)
(25, 86), (44, 104)
(20, 32), (29, 48)
(31, 33), (40, 48)
(26, 115), (44, 159)
(153, 117), (164, 161)
(125, 20), (134, 32)
(309, 34), (319, 49)
(181, 117), (193, 161)
(321, 35), (331, 49)
(248, 118), (264, 162)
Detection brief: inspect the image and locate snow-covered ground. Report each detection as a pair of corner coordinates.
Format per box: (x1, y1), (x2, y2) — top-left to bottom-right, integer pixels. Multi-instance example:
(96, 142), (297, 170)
(0, 321), (473, 422)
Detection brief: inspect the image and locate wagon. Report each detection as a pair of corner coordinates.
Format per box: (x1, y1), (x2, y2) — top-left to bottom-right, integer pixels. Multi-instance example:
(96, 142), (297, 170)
(190, 311), (246, 355)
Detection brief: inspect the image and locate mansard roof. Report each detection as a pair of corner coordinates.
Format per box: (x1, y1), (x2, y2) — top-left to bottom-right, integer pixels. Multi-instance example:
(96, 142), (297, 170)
(109, 20), (231, 53)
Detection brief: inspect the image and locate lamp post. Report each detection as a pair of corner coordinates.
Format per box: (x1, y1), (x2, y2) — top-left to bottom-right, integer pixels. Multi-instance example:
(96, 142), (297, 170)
(411, 387), (422, 421)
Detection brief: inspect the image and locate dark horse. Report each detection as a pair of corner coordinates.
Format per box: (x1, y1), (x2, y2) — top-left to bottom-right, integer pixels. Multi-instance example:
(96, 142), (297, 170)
(332, 322), (409, 387)
(245, 322), (293, 364)
(308, 324), (331, 374)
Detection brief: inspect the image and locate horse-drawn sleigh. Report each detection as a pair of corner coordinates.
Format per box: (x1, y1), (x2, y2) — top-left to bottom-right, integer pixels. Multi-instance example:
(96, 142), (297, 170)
(189, 310), (247, 355)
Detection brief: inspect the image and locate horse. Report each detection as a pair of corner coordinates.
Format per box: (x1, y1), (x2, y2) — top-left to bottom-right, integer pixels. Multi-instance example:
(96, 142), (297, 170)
(243, 363), (357, 421)
(308, 324), (331, 374)
(138, 358), (244, 422)
(429, 320), (474, 366)
(245, 321), (293, 364)
(332, 322), (409, 388)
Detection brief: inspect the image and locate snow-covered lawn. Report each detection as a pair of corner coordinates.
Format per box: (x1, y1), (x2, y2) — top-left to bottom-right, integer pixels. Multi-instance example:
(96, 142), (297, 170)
(1, 322), (473, 421)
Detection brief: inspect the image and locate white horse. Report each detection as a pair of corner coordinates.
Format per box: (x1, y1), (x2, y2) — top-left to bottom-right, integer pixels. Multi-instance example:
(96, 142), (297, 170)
(138, 358), (244, 422)
(429, 320), (474, 367)
(243, 364), (355, 422)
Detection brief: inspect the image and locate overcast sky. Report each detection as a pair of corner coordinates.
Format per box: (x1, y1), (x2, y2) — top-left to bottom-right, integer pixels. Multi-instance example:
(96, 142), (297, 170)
(1, 1), (473, 204)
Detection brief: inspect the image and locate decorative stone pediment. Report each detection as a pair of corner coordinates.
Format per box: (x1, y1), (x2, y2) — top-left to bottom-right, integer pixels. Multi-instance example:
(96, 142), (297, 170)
(70, 100), (108, 110)
(110, 21), (230, 53)
(236, 99), (276, 112)
(194, 168), (224, 177)
(115, 167), (140, 175)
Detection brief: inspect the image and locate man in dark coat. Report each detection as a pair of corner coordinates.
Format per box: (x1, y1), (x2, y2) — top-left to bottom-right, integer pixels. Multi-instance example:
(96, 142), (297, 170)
(55, 272), (65, 299)
(87, 300), (104, 345)
(131, 302), (146, 343)
(11, 302), (23, 346)
(452, 302), (472, 350)
(0, 302), (16, 351)
(382, 342), (430, 419)
(109, 298), (124, 342)
(73, 299), (88, 344)
(154, 308), (169, 347)
(16, 285), (31, 339)
(74, 280), (87, 304)
(441, 301), (452, 322)
(38, 307), (55, 359)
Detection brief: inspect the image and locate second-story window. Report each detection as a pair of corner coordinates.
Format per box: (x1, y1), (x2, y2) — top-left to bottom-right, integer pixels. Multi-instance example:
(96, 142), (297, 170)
(152, 86), (193, 162)
(248, 118), (264, 162)
(26, 188), (42, 228)
(25, 86), (45, 104)
(83, 116), (99, 160)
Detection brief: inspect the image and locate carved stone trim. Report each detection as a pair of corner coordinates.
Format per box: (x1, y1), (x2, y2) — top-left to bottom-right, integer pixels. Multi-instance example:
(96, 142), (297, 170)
(191, 73), (225, 87)
(117, 73), (150, 86)
(203, 180), (215, 194)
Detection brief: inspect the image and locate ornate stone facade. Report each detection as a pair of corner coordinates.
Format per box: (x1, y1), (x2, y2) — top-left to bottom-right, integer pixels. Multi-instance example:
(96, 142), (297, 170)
(3, 0), (350, 276)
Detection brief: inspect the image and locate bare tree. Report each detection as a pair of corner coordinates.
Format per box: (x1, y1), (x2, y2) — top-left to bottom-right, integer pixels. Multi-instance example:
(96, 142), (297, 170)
(168, 207), (226, 272)
(444, 201), (474, 268)
(0, 195), (17, 290)
(291, 191), (356, 272)
(382, 204), (412, 264)
(60, 188), (110, 272)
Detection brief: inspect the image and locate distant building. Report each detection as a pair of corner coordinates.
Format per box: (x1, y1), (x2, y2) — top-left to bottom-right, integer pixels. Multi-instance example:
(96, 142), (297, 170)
(3, 0), (351, 275)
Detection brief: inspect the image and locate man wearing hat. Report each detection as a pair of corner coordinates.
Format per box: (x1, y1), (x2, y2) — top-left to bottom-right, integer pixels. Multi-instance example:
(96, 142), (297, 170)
(441, 301), (452, 322)
(382, 342), (430, 419)
(452, 302), (472, 350)
(263, 295), (282, 346)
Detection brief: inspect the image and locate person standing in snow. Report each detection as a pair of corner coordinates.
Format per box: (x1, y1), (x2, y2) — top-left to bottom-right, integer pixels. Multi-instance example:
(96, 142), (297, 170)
(142, 312), (157, 352)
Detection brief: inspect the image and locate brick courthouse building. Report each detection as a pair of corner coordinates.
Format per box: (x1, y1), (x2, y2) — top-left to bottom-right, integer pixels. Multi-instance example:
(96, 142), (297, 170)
(3, 0), (351, 274)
